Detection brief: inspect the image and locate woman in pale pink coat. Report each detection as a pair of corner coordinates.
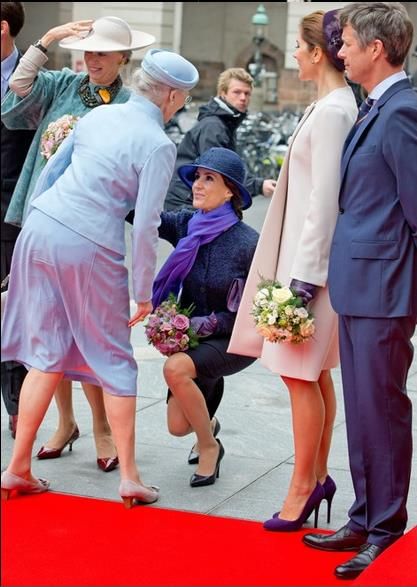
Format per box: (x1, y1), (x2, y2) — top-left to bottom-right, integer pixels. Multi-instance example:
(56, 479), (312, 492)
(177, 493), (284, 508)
(228, 10), (357, 531)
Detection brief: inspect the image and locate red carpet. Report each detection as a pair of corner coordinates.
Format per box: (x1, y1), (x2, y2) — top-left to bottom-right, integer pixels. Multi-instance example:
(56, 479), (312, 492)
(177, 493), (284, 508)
(1, 493), (413, 586)
(352, 526), (417, 587)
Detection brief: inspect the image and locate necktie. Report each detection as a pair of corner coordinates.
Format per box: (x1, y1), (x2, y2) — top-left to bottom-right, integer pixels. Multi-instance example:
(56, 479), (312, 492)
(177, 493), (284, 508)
(343, 97), (376, 151)
(356, 97), (375, 125)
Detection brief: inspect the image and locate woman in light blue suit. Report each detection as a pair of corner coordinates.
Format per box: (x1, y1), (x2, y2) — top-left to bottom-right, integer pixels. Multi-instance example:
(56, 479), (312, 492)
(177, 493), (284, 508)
(1, 16), (154, 471)
(1, 49), (199, 507)
(303, 3), (417, 580)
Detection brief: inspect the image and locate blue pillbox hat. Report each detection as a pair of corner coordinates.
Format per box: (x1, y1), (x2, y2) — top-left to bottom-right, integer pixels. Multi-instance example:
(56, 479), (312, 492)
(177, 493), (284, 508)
(141, 48), (199, 90)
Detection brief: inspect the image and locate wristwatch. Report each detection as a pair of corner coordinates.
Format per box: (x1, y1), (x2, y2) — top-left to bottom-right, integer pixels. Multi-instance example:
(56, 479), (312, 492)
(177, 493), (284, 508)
(33, 40), (48, 54)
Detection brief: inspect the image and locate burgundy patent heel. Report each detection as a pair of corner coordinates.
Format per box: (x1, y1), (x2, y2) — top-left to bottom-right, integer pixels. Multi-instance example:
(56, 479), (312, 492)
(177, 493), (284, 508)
(97, 456), (119, 472)
(37, 425), (80, 459)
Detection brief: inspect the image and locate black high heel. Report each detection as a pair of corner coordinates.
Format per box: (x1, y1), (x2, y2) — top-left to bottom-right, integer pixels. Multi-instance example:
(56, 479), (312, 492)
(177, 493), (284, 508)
(190, 439), (224, 487)
(187, 417), (221, 465)
(321, 475), (337, 524)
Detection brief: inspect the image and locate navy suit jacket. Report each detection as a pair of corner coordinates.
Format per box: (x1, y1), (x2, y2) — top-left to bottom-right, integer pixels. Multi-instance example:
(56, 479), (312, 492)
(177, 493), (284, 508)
(328, 79), (417, 318)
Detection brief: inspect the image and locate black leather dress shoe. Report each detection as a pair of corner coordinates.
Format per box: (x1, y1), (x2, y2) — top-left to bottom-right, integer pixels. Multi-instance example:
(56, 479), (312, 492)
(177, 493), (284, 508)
(335, 544), (384, 579)
(303, 524), (367, 551)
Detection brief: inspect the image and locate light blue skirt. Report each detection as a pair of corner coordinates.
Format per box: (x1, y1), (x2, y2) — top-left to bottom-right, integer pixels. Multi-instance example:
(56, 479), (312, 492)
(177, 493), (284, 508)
(2, 210), (138, 396)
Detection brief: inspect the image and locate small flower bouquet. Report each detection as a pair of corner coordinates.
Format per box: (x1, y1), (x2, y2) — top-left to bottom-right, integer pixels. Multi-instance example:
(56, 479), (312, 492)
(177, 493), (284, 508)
(144, 294), (199, 357)
(40, 114), (80, 161)
(252, 277), (315, 344)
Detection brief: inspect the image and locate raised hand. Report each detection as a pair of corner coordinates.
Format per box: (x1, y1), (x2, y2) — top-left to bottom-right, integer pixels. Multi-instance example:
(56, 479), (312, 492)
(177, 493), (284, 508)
(40, 20), (94, 49)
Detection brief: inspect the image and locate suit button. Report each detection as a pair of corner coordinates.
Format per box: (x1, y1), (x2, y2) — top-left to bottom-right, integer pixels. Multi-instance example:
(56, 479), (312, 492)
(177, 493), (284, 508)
(339, 208), (345, 214)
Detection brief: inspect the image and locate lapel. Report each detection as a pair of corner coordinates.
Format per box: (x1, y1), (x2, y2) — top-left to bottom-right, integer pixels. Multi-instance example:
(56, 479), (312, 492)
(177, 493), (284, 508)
(257, 100), (317, 275)
(14, 51), (22, 70)
(287, 101), (316, 152)
(227, 102), (317, 356)
(340, 79), (411, 184)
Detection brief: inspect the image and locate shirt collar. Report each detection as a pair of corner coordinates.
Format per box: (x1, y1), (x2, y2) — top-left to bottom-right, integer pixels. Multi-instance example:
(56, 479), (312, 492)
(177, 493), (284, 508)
(369, 71), (407, 101)
(1, 45), (19, 100)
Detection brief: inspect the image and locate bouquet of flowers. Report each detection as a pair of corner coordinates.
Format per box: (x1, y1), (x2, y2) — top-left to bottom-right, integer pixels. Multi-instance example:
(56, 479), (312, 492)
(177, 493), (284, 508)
(144, 294), (199, 357)
(40, 114), (80, 161)
(252, 277), (315, 344)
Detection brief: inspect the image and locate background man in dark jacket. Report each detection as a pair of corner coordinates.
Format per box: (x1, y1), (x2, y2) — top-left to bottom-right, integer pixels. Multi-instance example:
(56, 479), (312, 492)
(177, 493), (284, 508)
(1, 2), (35, 438)
(164, 67), (276, 211)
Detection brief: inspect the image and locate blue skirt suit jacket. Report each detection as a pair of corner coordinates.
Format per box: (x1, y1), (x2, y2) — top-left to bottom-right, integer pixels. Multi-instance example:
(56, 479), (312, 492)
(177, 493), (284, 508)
(159, 210), (259, 415)
(1, 96), (176, 397)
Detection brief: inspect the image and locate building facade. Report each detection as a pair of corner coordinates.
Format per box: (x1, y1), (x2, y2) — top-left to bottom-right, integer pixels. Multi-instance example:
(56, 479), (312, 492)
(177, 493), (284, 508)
(18, 2), (417, 111)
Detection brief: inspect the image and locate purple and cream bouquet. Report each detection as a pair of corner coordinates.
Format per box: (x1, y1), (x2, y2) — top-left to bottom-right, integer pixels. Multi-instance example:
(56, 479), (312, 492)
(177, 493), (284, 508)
(252, 277), (315, 344)
(40, 114), (80, 161)
(144, 294), (199, 357)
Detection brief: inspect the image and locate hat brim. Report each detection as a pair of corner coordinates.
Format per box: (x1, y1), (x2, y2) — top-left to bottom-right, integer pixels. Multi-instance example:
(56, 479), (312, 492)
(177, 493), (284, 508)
(178, 164), (252, 211)
(59, 30), (155, 52)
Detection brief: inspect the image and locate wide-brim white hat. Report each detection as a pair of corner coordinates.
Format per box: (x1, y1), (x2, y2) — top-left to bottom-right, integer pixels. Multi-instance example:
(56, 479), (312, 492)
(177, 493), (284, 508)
(59, 16), (155, 52)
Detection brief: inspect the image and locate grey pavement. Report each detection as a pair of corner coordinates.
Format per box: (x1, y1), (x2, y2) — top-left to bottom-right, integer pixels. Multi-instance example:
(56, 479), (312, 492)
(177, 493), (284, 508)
(1, 195), (416, 535)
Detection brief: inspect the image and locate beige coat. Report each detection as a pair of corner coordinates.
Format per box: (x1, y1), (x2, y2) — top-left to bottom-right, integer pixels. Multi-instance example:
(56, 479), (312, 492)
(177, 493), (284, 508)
(228, 87), (357, 381)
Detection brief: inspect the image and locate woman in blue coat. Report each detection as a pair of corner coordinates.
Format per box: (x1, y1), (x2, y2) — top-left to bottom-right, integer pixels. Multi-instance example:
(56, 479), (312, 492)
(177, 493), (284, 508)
(153, 147), (258, 487)
(1, 16), (154, 471)
(1, 49), (199, 507)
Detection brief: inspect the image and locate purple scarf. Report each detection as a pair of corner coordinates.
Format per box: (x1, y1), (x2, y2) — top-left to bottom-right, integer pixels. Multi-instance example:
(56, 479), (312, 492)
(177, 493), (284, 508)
(152, 202), (239, 308)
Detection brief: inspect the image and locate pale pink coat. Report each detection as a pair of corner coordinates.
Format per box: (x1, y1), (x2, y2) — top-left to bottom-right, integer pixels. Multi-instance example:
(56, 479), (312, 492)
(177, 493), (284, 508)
(228, 87), (357, 381)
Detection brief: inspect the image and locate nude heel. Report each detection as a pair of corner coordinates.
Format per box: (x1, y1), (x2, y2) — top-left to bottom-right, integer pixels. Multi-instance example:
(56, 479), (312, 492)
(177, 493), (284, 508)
(122, 496), (134, 509)
(119, 479), (159, 508)
(1, 470), (50, 498)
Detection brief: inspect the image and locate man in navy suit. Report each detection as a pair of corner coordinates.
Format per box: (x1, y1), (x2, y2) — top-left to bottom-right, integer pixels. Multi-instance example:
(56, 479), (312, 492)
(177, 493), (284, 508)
(1, 3), (35, 438)
(303, 2), (417, 580)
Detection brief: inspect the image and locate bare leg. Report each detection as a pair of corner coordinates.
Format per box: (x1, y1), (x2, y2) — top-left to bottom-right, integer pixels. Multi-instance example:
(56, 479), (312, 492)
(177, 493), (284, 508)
(7, 368), (63, 481)
(167, 395), (193, 437)
(82, 383), (117, 459)
(102, 392), (138, 482)
(316, 369), (337, 483)
(42, 379), (77, 449)
(167, 396), (218, 452)
(279, 376), (325, 521)
(164, 353), (219, 477)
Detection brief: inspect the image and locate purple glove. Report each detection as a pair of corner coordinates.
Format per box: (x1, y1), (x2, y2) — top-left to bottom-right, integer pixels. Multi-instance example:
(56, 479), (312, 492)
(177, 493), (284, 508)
(227, 278), (246, 312)
(190, 313), (218, 337)
(290, 279), (318, 306)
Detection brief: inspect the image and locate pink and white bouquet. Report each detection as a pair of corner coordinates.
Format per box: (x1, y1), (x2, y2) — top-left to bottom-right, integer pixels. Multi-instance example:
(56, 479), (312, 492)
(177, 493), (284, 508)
(252, 277), (315, 344)
(144, 294), (199, 357)
(40, 114), (80, 161)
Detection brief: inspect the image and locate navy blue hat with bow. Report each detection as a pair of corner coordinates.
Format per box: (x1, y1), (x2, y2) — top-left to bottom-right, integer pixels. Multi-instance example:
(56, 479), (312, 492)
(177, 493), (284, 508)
(178, 147), (252, 210)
